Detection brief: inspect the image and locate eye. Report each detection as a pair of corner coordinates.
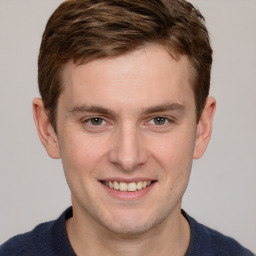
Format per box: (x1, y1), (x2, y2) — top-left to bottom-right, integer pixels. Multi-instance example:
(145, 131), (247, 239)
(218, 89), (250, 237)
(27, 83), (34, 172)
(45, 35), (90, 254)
(85, 117), (106, 126)
(149, 117), (169, 125)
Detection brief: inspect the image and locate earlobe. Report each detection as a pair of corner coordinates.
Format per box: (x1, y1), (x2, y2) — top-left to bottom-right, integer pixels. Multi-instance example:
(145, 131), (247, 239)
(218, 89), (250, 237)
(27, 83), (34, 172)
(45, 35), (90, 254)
(193, 97), (216, 159)
(33, 98), (60, 159)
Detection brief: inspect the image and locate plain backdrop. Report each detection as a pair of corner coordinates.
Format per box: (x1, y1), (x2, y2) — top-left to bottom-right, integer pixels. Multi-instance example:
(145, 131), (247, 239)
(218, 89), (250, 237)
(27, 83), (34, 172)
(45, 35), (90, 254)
(0, 0), (255, 253)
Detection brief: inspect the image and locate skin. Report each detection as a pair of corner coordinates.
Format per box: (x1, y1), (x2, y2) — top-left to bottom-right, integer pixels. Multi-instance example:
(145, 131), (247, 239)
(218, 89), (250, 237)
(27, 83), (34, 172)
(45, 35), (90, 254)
(33, 44), (215, 256)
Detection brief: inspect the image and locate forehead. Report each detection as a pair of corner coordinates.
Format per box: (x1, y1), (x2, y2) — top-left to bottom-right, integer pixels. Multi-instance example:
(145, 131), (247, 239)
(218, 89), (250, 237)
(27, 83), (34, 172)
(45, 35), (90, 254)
(60, 44), (195, 109)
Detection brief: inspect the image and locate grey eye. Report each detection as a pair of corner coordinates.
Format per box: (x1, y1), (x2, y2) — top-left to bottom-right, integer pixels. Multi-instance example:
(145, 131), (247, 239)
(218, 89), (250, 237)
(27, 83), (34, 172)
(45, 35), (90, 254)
(89, 117), (104, 125)
(153, 117), (167, 125)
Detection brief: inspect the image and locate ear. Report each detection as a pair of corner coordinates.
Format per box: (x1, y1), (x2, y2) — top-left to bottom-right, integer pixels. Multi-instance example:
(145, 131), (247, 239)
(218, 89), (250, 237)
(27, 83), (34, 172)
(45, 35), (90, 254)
(33, 98), (60, 159)
(193, 97), (216, 159)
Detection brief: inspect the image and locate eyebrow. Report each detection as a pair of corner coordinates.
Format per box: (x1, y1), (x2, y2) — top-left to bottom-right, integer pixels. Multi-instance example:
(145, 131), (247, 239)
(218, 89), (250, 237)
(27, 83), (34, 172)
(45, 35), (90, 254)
(141, 103), (186, 115)
(69, 103), (185, 116)
(69, 105), (116, 116)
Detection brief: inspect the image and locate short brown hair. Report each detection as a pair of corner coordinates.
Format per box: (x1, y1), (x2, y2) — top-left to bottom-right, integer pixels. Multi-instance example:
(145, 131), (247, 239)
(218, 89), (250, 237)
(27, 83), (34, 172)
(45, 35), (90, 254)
(38, 0), (212, 131)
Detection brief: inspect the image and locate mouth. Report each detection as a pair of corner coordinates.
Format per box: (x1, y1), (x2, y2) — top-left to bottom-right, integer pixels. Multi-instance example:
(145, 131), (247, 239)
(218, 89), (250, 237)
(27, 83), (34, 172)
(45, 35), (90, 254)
(100, 180), (156, 192)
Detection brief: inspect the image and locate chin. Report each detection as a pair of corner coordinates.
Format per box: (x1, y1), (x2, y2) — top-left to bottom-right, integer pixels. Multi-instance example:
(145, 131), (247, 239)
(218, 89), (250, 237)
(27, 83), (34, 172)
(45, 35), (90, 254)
(106, 219), (154, 236)
(100, 208), (169, 236)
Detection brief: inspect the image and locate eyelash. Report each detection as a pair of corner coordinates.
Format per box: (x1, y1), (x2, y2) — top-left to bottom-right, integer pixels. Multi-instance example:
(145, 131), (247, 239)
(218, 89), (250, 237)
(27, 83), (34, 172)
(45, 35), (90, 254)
(147, 116), (173, 126)
(82, 116), (173, 127)
(83, 117), (106, 126)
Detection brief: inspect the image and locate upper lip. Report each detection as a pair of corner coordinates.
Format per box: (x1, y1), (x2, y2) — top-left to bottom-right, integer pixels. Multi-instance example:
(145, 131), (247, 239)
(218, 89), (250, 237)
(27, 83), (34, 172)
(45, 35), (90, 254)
(99, 178), (157, 183)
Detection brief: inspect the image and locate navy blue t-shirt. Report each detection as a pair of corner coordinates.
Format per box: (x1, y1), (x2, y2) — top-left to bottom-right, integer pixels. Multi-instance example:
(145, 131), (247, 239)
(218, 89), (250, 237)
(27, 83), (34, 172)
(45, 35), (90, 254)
(0, 207), (254, 255)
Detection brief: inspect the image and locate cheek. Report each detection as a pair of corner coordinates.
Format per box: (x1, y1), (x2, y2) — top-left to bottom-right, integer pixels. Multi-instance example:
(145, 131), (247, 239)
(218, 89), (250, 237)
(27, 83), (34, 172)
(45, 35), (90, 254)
(58, 131), (106, 177)
(149, 129), (196, 167)
(147, 128), (195, 193)
(58, 132), (107, 200)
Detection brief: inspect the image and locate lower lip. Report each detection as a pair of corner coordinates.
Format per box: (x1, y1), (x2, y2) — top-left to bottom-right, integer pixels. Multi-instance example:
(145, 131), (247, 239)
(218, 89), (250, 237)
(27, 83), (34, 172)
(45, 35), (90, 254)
(100, 182), (157, 200)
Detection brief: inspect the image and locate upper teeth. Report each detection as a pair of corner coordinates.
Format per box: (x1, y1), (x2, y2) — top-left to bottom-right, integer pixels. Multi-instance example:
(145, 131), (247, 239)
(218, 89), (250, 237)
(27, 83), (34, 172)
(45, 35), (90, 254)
(104, 181), (152, 192)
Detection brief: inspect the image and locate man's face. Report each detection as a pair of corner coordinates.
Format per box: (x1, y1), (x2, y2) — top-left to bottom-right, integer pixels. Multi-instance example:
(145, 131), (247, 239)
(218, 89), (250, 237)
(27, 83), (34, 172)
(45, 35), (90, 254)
(54, 44), (200, 234)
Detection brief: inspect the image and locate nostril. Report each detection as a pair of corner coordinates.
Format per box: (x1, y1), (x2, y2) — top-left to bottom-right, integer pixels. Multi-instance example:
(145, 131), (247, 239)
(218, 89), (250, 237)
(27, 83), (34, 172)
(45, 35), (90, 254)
(107, 134), (148, 171)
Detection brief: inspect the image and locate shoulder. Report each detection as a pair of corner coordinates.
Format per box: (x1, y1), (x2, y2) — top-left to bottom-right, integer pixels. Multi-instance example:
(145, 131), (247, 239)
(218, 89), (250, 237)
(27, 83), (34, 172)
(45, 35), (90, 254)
(183, 210), (255, 256)
(0, 221), (54, 256)
(203, 225), (254, 255)
(0, 207), (74, 256)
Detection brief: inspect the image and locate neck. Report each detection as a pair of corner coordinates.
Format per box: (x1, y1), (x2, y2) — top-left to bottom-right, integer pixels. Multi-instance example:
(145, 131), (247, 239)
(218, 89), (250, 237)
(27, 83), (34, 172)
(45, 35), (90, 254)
(66, 205), (190, 256)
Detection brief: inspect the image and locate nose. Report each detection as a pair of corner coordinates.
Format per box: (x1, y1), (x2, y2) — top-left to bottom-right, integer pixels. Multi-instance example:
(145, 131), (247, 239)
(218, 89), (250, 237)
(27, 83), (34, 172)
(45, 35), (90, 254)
(108, 124), (148, 172)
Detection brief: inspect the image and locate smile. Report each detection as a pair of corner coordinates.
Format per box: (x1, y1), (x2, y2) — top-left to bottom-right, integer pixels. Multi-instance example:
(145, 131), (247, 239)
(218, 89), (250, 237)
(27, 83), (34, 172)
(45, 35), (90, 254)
(102, 181), (153, 192)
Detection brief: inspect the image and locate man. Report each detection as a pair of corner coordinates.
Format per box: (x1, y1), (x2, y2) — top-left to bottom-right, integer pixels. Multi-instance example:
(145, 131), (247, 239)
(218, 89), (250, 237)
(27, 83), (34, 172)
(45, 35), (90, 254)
(0, 0), (254, 255)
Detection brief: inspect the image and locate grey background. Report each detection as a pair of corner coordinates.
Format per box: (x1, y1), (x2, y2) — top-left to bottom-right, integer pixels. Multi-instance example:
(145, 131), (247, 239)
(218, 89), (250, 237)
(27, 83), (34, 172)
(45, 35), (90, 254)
(0, 0), (255, 253)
